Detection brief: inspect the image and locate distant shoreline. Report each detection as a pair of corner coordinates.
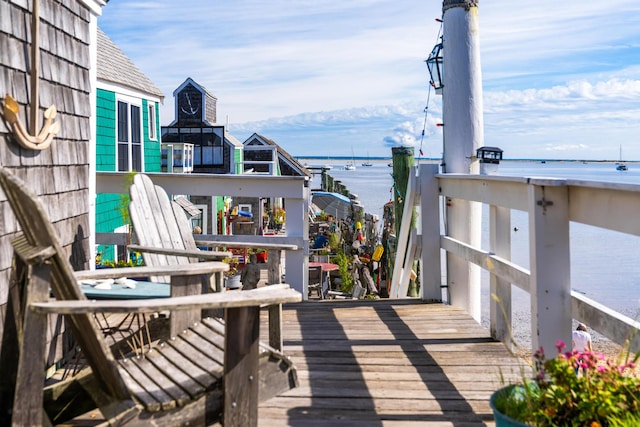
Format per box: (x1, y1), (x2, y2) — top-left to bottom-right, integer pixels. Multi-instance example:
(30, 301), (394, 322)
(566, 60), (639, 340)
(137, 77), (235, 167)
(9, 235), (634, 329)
(296, 156), (637, 164)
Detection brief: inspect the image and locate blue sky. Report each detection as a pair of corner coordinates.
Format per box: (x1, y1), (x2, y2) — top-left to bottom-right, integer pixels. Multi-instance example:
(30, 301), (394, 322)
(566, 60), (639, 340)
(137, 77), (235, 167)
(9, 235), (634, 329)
(99, 1), (640, 160)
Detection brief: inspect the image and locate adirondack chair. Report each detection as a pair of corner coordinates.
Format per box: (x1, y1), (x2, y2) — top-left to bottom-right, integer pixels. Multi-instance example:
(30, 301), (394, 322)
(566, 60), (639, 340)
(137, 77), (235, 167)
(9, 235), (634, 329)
(0, 165), (301, 427)
(128, 173), (299, 279)
(127, 173), (299, 348)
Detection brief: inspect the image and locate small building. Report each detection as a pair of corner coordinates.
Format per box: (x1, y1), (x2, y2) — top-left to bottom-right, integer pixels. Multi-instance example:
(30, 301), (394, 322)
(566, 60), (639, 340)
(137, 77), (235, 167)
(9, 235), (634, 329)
(161, 78), (243, 175)
(239, 134), (310, 235)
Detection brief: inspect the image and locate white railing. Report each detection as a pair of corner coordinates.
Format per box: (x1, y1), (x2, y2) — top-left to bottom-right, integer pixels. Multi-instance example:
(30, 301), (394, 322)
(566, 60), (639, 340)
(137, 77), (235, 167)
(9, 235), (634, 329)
(96, 172), (310, 296)
(412, 163), (640, 355)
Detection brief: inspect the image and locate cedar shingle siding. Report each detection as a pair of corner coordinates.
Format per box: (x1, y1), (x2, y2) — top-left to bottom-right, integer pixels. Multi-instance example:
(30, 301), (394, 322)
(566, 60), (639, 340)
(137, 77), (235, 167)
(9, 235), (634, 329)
(0, 0), (94, 383)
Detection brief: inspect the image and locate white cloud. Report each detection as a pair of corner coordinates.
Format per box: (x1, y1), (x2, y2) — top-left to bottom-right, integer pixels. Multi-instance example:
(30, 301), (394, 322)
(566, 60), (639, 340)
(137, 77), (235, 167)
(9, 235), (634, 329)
(99, 0), (640, 160)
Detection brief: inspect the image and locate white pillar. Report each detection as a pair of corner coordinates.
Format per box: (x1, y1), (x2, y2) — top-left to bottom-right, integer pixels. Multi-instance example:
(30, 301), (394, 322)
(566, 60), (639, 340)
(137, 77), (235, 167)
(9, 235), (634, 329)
(284, 184), (310, 298)
(442, 0), (484, 321)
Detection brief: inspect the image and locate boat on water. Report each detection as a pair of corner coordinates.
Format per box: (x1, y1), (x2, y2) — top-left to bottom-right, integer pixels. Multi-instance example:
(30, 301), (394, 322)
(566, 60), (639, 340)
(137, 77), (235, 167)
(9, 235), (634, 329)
(362, 152), (373, 167)
(616, 145), (628, 171)
(345, 147), (357, 170)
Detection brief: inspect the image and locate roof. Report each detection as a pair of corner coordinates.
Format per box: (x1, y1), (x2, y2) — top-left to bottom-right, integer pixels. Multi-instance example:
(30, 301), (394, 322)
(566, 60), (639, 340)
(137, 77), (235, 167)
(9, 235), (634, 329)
(96, 28), (164, 99)
(225, 131), (244, 148)
(477, 146), (503, 153)
(172, 78), (217, 102)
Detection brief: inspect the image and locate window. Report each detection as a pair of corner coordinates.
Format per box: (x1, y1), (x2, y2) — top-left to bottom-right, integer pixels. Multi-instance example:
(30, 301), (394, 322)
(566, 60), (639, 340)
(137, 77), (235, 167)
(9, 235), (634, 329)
(116, 100), (143, 172)
(148, 103), (157, 140)
(161, 126), (225, 168)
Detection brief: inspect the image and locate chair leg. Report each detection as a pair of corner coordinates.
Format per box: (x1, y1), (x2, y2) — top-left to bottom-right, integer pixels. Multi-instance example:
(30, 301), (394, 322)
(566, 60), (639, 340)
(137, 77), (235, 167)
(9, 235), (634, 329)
(12, 262), (51, 427)
(224, 306), (260, 427)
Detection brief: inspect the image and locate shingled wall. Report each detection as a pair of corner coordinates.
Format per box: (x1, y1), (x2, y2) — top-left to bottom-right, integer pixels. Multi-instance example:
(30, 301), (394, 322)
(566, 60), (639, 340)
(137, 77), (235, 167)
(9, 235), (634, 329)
(0, 0), (95, 376)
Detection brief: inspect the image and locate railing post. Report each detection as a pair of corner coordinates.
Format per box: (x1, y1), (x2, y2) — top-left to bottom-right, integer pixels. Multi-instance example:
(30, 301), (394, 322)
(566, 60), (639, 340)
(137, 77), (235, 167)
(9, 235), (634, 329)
(445, 197), (482, 321)
(284, 186), (309, 298)
(489, 205), (512, 349)
(419, 164), (442, 302)
(528, 181), (572, 355)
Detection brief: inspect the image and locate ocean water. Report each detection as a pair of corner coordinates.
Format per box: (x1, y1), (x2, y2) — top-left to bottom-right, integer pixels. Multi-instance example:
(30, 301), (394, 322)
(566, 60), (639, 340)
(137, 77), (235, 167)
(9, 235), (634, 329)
(311, 159), (640, 325)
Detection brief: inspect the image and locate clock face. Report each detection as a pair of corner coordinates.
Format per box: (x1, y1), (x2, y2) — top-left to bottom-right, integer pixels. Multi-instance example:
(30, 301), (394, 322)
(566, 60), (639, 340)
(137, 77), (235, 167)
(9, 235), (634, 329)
(178, 87), (202, 120)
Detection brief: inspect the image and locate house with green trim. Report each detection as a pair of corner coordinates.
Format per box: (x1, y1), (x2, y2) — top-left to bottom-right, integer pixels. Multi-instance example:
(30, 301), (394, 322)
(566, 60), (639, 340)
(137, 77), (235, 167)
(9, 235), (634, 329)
(94, 28), (164, 263)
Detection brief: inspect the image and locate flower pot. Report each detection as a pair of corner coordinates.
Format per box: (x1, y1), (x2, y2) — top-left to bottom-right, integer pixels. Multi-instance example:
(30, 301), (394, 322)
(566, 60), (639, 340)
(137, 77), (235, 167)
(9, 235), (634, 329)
(489, 386), (532, 427)
(225, 274), (242, 290)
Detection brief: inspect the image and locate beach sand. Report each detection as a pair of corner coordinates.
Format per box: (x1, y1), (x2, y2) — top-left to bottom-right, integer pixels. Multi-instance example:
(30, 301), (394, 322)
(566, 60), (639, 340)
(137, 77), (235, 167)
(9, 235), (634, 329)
(492, 310), (640, 375)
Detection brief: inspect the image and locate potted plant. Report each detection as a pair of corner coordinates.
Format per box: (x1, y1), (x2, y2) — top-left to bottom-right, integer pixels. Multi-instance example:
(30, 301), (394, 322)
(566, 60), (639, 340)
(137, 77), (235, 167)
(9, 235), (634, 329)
(222, 257), (242, 289)
(248, 247), (267, 263)
(491, 340), (640, 426)
(273, 207), (285, 231)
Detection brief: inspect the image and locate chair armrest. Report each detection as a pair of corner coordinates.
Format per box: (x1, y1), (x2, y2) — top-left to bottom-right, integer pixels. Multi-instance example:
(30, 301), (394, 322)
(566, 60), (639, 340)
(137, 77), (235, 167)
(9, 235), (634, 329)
(127, 244), (231, 260)
(74, 261), (228, 281)
(31, 284), (301, 314)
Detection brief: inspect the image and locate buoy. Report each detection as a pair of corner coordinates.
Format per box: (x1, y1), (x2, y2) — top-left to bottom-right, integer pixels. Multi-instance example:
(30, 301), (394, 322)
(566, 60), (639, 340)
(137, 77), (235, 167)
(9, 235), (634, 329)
(372, 245), (384, 262)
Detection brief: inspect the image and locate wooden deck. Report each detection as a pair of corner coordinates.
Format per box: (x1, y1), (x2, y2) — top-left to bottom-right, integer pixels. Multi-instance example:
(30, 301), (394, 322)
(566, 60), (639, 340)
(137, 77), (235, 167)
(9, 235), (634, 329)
(257, 299), (529, 427)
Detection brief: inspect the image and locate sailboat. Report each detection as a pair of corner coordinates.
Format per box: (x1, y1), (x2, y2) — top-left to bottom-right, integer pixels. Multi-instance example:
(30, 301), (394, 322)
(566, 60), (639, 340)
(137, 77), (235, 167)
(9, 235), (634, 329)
(361, 152), (373, 167)
(616, 145), (628, 171)
(344, 147), (356, 170)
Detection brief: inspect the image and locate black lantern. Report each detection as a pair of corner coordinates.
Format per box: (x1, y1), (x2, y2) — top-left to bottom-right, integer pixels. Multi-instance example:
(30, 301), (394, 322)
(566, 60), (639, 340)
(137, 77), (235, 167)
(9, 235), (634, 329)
(426, 42), (444, 94)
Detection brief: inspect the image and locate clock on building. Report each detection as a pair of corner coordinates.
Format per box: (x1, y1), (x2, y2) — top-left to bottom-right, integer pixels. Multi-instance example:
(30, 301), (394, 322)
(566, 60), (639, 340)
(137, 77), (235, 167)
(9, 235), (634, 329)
(177, 85), (203, 122)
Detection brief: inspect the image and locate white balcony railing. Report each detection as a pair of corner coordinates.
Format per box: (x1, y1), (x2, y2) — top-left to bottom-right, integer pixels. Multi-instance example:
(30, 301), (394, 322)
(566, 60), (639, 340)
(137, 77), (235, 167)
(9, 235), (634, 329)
(411, 163), (640, 356)
(96, 172), (310, 295)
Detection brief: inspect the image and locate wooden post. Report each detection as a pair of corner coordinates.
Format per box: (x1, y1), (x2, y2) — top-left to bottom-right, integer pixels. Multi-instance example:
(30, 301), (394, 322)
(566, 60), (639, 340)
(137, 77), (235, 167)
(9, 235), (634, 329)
(419, 164), (442, 302)
(224, 306), (260, 427)
(268, 305), (283, 352)
(391, 146), (418, 297)
(12, 260), (51, 427)
(528, 181), (571, 355)
(169, 274), (202, 337)
(489, 205), (512, 349)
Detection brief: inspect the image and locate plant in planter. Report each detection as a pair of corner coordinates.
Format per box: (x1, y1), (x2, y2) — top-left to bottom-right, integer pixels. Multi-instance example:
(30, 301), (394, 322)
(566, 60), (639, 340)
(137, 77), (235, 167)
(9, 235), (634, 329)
(491, 340), (640, 426)
(248, 247), (267, 263)
(273, 207), (285, 231)
(222, 257), (242, 289)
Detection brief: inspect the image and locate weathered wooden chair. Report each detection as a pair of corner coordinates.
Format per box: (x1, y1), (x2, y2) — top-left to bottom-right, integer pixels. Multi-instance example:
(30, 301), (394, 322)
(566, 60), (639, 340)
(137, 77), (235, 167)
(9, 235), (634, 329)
(127, 173), (299, 348)
(0, 165), (301, 426)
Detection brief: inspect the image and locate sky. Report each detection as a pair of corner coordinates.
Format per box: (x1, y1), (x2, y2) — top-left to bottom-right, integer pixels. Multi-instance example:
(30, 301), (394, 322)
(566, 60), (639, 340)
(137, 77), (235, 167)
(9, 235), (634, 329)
(98, 1), (640, 161)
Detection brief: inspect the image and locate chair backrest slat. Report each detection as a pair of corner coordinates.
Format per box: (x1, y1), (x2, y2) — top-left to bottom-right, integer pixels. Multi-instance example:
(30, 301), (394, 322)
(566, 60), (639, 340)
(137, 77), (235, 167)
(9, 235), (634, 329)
(130, 174), (199, 272)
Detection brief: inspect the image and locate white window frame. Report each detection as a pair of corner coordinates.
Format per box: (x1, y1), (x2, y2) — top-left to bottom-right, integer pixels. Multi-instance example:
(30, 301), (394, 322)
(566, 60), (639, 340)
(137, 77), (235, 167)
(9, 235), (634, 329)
(192, 204), (208, 234)
(148, 102), (157, 140)
(116, 95), (144, 172)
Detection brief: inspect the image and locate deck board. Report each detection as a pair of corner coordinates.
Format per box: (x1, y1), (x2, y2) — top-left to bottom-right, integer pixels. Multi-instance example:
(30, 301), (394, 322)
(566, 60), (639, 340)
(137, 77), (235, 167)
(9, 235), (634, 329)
(257, 299), (529, 427)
